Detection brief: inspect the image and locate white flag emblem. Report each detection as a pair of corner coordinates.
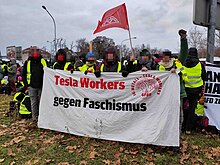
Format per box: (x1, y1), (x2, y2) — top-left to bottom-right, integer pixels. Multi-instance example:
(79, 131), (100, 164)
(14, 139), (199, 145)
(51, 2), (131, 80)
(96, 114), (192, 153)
(102, 16), (119, 27)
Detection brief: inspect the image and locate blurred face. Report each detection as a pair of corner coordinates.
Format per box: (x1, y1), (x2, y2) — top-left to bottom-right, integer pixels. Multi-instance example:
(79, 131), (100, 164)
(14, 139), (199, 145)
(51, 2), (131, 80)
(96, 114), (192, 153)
(87, 57), (95, 62)
(31, 49), (40, 59)
(141, 55), (149, 61)
(106, 53), (114, 61)
(163, 55), (170, 62)
(57, 54), (65, 61)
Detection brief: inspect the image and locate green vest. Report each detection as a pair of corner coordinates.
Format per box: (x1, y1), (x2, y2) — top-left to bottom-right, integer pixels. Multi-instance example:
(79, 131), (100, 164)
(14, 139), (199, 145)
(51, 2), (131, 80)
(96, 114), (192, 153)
(100, 62), (121, 72)
(52, 62), (71, 70)
(183, 63), (203, 88)
(27, 58), (47, 85)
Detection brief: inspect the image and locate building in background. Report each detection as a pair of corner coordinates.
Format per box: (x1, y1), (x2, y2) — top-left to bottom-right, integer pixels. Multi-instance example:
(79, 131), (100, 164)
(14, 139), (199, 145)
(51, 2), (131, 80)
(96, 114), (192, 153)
(22, 46), (51, 63)
(6, 46), (22, 60)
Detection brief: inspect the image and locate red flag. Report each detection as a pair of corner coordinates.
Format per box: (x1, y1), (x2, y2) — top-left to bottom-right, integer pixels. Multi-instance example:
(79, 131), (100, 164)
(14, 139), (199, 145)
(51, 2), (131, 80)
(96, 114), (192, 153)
(93, 3), (129, 34)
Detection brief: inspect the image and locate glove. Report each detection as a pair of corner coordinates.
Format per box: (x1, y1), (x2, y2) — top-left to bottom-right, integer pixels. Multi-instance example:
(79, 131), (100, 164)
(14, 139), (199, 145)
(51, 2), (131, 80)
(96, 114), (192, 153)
(84, 71), (88, 75)
(178, 29), (187, 35)
(122, 71), (129, 77)
(94, 71), (101, 78)
(70, 69), (74, 74)
(178, 29), (187, 39)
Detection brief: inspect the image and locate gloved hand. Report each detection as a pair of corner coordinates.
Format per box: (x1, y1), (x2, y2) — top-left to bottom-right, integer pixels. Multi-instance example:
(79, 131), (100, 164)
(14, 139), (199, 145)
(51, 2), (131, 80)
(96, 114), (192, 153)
(122, 71), (129, 77)
(70, 69), (74, 74)
(84, 71), (88, 75)
(178, 29), (187, 39)
(94, 71), (101, 78)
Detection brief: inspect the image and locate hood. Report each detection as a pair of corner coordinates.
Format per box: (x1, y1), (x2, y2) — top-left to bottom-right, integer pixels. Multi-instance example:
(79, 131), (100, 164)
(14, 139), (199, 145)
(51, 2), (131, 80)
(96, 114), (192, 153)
(184, 57), (199, 68)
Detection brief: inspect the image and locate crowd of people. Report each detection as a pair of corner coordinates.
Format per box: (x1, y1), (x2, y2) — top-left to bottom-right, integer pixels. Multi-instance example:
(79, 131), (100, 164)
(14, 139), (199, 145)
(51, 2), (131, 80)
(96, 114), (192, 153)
(0, 29), (207, 136)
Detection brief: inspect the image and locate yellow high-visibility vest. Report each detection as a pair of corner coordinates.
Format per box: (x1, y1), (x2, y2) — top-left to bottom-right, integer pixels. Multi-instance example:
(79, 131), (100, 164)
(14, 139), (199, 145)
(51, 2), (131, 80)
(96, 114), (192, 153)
(100, 62), (121, 72)
(52, 62), (71, 70)
(27, 58), (47, 85)
(1, 64), (7, 71)
(19, 95), (31, 115)
(78, 64), (95, 73)
(183, 62), (203, 88)
(13, 92), (31, 115)
(159, 65), (166, 71)
(195, 103), (204, 116)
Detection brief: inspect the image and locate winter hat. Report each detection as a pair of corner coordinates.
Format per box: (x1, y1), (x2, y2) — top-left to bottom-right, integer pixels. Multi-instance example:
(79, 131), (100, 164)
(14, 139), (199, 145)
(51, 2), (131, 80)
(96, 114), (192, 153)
(162, 49), (172, 57)
(86, 52), (95, 59)
(105, 47), (116, 55)
(140, 49), (150, 56)
(18, 76), (22, 81)
(188, 47), (198, 58)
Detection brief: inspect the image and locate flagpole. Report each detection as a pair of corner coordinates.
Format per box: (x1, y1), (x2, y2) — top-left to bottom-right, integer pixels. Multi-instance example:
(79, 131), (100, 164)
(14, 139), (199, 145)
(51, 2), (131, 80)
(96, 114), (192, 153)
(128, 25), (135, 57)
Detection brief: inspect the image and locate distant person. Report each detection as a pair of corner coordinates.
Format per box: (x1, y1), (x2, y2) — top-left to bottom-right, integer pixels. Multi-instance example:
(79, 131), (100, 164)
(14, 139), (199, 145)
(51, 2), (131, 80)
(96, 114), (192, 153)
(7, 58), (17, 95)
(0, 62), (4, 93)
(126, 49), (153, 75)
(22, 47), (47, 122)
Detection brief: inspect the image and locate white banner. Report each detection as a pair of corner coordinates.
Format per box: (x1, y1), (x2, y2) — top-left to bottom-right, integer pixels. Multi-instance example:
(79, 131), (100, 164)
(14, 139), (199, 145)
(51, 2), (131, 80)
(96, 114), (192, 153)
(205, 64), (220, 130)
(38, 67), (180, 146)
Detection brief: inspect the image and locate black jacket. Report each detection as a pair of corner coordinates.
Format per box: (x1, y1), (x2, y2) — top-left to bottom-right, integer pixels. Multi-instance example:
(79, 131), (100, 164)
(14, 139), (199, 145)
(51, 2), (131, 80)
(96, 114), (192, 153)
(126, 59), (153, 73)
(101, 60), (124, 72)
(22, 56), (46, 88)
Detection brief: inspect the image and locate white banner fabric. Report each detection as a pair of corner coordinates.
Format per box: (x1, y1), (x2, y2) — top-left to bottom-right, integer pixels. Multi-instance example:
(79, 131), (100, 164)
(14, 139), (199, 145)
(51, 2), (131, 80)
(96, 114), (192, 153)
(38, 67), (180, 146)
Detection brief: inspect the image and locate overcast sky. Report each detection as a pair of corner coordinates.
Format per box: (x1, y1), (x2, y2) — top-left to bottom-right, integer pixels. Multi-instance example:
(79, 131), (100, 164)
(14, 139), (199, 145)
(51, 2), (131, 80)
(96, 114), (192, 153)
(0, 0), (196, 55)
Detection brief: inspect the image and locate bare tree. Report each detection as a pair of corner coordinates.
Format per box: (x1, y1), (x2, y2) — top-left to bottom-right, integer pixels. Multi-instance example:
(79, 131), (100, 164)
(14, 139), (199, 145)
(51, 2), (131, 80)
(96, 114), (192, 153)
(215, 30), (220, 57)
(150, 47), (162, 55)
(75, 38), (89, 53)
(216, 30), (220, 47)
(92, 36), (115, 59)
(116, 44), (130, 59)
(188, 26), (207, 49)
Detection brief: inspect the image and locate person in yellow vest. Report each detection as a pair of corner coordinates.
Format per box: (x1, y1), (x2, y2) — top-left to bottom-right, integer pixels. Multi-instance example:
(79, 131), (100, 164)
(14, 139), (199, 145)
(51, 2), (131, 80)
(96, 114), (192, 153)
(1, 77), (9, 94)
(16, 76), (24, 91)
(194, 96), (209, 130)
(22, 47), (47, 122)
(0, 63), (4, 93)
(53, 49), (74, 72)
(156, 50), (176, 72)
(78, 52), (101, 77)
(100, 47), (122, 73)
(8, 58), (17, 95)
(181, 47), (206, 134)
(195, 96), (205, 116)
(1, 63), (8, 76)
(13, 92), (32, 118)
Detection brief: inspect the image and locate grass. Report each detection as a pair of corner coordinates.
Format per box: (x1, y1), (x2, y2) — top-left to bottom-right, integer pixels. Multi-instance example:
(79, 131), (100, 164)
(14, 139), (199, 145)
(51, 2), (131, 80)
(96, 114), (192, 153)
(0, 95), (219, 165)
